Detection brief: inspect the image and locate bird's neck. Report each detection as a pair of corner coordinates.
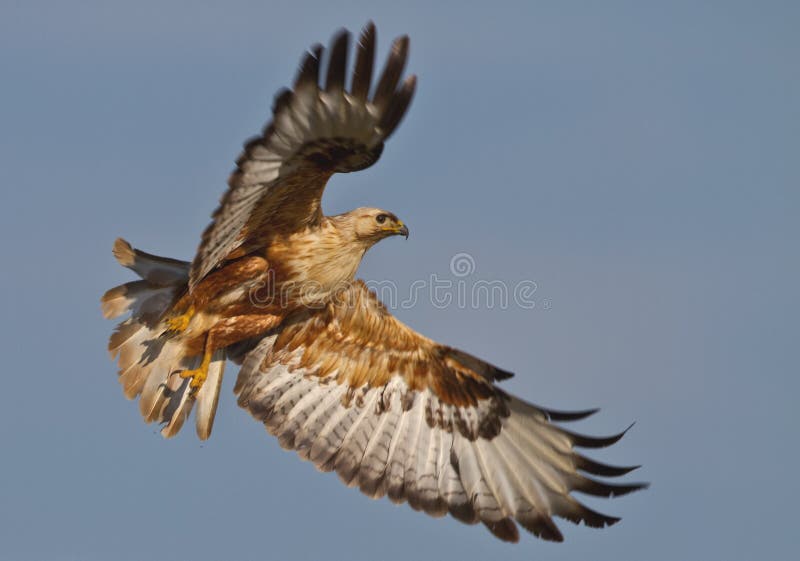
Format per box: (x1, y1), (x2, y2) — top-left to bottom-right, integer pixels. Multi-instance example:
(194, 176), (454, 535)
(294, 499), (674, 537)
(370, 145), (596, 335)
(268, 219), (370, 303)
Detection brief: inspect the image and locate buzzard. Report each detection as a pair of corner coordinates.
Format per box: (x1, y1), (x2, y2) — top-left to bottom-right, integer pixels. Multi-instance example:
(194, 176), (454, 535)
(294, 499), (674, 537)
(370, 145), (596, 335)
(102, 23), (645, 543)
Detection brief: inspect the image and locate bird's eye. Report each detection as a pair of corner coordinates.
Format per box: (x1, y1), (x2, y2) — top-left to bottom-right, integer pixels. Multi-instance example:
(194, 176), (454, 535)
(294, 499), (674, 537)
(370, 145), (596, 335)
(376, 214), (388, 224)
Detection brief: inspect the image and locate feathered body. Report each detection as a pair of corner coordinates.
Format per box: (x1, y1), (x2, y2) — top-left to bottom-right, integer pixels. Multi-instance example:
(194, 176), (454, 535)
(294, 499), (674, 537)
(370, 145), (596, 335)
(102, 23), (645, 544)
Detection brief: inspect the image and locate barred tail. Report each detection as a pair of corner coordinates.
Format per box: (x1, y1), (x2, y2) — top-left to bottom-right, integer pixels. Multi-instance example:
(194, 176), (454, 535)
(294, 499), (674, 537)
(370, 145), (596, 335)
(101, 238), (224, 440)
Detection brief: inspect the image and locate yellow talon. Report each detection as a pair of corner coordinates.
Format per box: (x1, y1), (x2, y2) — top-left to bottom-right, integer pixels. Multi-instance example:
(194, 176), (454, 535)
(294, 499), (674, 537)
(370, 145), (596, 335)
(180, 337), (213, 393)
(180, 364), (209, 392)
(165, 304), (195, 333)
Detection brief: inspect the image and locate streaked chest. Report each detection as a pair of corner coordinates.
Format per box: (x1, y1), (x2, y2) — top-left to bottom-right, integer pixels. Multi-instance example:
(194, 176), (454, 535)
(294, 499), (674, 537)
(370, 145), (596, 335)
(267, 227), (365, 295)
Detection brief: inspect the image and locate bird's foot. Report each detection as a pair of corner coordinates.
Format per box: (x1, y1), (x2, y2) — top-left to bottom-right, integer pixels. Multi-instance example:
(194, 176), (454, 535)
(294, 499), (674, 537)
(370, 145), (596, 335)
(180, 362), (209, 393)
(165, 305), (195, 333)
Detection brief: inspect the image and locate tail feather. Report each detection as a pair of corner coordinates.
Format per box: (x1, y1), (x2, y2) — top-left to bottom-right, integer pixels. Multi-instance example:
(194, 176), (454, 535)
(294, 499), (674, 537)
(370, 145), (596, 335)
(138, 339), (188, 422)
(102, 238), (225, 440)
(112, 238), (191, 285)
(113, 320), (162, 398)
(195, 352), (226, 439)
(157, 368), (195, 436)
(158, 351), (227, 439)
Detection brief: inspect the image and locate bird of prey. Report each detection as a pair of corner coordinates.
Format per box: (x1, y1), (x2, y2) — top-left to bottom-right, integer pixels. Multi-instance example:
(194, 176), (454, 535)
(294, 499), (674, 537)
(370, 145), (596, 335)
(102, 22), (645, 543)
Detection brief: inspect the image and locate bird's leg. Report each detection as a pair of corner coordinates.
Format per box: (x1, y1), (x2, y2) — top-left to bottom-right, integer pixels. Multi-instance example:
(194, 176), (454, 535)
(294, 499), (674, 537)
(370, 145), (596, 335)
(177, 314), (284, 396)
(165, 304), (195, 333)
(180, 330), (214, 393)
(164, 256), (269, 335)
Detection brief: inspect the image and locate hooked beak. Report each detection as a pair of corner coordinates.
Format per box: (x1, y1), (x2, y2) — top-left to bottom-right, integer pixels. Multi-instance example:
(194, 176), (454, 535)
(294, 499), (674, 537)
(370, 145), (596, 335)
(382, 220), (409, 239)
(397, 222), (409, 239)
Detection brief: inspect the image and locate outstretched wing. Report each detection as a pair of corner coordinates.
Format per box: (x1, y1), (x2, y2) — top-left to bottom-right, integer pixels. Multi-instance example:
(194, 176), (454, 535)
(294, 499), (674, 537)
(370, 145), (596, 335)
(190, 23), (416, 289)
(234, 282), (646, 543)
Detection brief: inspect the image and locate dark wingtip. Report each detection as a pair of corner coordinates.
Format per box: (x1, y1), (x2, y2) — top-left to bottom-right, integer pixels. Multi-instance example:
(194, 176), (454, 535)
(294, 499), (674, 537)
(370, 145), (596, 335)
(572, 476), (650, 498)
(331, 27), (349, 41)
(493, 366), (515, 381)
(294, 43), (324, 90)
(271, 88), (293, 114)
(393, 34), (410, 55)
(325, 29), (350, 93)
(588, 512), (622, 529)
(372, 34), (411, 111)
(482, 519), (520, 543)
(561, 422), (635, 449)
(361, 20), (376, 36)
(559, 501), (622, 529)
(542, 406), (600, 422)
(351, 22), (376, 101)
(378, 74), (416, 139)
(575, 455), (642, 477)
(515, 510), (565, 541)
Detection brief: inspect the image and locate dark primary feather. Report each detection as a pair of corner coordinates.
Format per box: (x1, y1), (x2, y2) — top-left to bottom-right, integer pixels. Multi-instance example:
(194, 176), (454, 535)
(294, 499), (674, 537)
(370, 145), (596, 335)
(188, 23), (417, 289)
(271, 88), (293, 115)
(373, 36), (410, 112)
(294, 44), (323, 91)
(539, 406), (599, 422)
(351, 22), (376, 100)
(560, 422), (636, 449)
(576, 455), (641, 477)
(325, 29), (349, 93)
(380, 75), (417, 139)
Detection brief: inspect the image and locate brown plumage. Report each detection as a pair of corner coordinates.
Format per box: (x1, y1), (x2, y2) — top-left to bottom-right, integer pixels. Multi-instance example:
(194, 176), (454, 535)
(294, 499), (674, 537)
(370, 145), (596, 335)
(101, 23), (646, 543)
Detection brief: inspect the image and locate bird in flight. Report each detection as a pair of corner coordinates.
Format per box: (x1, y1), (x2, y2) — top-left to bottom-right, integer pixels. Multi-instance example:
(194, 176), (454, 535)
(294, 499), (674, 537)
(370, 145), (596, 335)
(102, 22), (645, 543)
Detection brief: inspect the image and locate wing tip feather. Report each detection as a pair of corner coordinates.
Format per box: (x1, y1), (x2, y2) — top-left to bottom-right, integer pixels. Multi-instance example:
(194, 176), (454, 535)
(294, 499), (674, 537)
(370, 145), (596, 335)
(575, 455), (642, 477)
(483, 518), (520, 543)
(561, 421), (636, 449)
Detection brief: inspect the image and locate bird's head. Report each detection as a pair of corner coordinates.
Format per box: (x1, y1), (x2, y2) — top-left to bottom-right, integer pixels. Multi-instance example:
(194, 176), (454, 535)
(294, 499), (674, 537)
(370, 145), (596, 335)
(336, 207), (409, 246)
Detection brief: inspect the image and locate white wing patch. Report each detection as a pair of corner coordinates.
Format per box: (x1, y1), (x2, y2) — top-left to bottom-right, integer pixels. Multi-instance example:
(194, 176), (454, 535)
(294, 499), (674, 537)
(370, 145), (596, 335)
(234, 345), (647, 542)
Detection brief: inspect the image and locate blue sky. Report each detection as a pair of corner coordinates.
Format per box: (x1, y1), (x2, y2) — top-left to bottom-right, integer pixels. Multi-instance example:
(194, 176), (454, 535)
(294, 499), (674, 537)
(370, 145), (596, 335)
(1, 1), (798, 560)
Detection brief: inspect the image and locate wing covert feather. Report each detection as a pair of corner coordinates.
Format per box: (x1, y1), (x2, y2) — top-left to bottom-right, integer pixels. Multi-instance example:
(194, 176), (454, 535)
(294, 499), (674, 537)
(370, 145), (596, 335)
(234, 282), (646, 542)
(190, 23), (416, 289)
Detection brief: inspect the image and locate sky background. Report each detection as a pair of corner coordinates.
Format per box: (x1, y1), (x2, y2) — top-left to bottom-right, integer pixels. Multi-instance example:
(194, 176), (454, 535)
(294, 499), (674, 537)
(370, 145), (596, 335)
(1, 1), (798, 560)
